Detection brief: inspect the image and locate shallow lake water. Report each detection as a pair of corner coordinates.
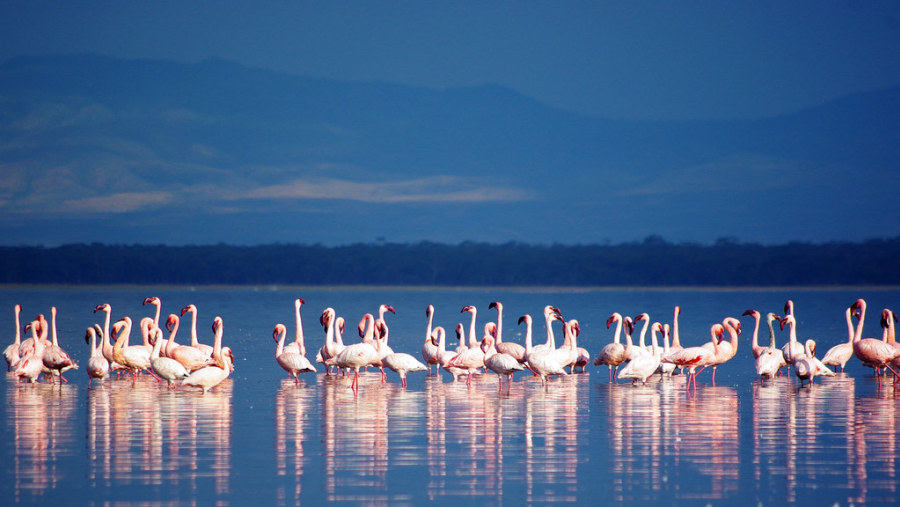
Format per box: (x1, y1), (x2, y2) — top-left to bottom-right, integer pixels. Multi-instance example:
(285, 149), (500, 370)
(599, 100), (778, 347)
(1, 286), (899, 505)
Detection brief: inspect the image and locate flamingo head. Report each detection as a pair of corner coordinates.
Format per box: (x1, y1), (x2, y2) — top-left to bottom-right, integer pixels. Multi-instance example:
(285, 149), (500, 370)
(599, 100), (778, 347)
(784, 300), (794, 315)
(634, 313), (648, 323)
(518, 315), (530, 326)
(143, 297), (159, 306)
(273, 323), (286, 342)
(455, 323), (465, 338)
(480, 335), (494, 353)
(180, 305), (195, 316)
(320, 308), (334, 329)
(742, 309), (758, 318)
(166, 314), (178, 333)
(381, 304), (396, 315)
(654, 322), (664, 334)
(425, 304), (434, 316)
(461, 305), (475, 314)
(485, 322), (497, 338)
(606, 313), (620, 329)
(779, 314), (794, 330)
(336, 317), (345, 335)
(84, 326), (94, 344)
(489, 301), (501, 311)
(713, 324), (725, 340)
(93, 303), (110, 314)
(376, 320), (388, 340)
(431, 326), (443, 346)
(850, 299), (866, 312)
(624, 319), (634, 336)
(295, 298), (305, 308)
(569, 320), (581, 336)
(212, 316), (223, 334)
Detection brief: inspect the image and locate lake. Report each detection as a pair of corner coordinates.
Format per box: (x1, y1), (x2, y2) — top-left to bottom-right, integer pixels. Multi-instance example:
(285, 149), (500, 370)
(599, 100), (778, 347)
(1, 286), (899, 505)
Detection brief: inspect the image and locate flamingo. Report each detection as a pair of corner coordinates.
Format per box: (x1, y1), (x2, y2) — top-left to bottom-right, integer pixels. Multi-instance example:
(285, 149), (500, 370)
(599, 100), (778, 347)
(14, 319), (45, 383)
(3, 304), (22, 370)
(618, 322), (662, 385)
(143, 296), (162, 328)
(593, 312), (627, 382)
(447, 322), (487, 385)
(661, 324), (719, 390)
(182, 316), (234, 393)
(421, 304), (440, 374)
(166, 314), (215, 371)
(84, 325), (109, 385)
(434, 326), (468, 381)
(381, 351), (427, 387)
(282, 298), (307, 356)
(41, 307), (78, 383)
(460, 305), (480, 349)
(703, 317), (740, 384)
(180, 304), (214, 357)
(93, 303), (119, 368)
(850, 298), (900, 385)
(559, 319), (582, 373)
(792, 339), (820, 386)
(780, 314), (834, 377)
(821, 306), (856, 372)
(520, 314), (568, 385)
(111, 317), (161, 381)
(316, 308), (345, 373)
(149, 326), (190, 388)
(781, 301), (805, 365)
(371, 316), (395, 382)
(533, 305), (563, 354)
(743, 310), (766, 359)
(489, 301), (528, 364)
(482, 334), (524, 390)
(453, 323), (467, 354)
(621, 316), (645, 362)
(656, 324), (677, 376)
(273, 323), (316, 382)
(325, 312), (380, 391)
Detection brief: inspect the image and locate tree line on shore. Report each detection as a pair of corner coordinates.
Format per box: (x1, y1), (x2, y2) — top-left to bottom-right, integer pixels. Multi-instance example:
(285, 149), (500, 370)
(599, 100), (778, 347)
(1, 236), (898, 287)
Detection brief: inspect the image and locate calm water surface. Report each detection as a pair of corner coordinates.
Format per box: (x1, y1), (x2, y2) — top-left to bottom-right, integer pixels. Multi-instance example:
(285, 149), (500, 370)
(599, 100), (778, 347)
(1, 286), (899, 505)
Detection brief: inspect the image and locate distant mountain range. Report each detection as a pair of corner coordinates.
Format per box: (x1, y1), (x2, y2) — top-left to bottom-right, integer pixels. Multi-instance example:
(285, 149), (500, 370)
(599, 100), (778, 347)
(1, 54), (898, 246)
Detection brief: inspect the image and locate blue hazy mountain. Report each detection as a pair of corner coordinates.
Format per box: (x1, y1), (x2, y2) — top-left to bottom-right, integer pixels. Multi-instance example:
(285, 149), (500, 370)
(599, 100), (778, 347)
(1, 54), (897, 246)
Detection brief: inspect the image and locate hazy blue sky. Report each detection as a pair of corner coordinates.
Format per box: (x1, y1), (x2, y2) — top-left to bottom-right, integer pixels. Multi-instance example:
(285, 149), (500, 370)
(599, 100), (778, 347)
(2, 1), (900, 121)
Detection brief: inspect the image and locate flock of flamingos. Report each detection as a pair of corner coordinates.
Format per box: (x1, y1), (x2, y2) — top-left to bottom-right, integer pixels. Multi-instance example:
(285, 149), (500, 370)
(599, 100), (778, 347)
(3, 296), (899, 393)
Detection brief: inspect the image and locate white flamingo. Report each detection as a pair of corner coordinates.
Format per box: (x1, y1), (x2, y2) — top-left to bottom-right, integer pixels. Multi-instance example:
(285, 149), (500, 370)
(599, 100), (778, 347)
(149, 326), (190, 388)
(421, 304), (440, 374)
(3, 304), (22, 370)
(482, 334), (524, 390)
(183, 316), (234, 393)
(85, 325), (109, 385)
(273, 322), (316, 382)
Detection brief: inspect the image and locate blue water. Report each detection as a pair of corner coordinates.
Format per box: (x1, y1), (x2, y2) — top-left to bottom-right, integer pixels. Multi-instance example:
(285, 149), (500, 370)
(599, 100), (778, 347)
(1, 286), (899, 505)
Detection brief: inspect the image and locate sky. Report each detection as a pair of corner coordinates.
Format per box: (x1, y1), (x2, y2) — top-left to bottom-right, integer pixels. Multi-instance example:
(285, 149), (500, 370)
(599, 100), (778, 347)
(2, 0), (900, 121)
(1, 1), (900, 247)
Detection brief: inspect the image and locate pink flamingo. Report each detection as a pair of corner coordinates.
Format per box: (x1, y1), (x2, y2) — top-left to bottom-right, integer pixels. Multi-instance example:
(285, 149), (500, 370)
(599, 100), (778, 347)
(273, 323), (316, 382)
(85, 325), (109, 385)
(111, 317), (161, 382)
(182, 316), (234, 393)
(617, 322), (662, 384)
(166, 314), (215, 371)
(661, 324), (719, 390)
(149, 326), (190, 388)
(821, 306), (856, 372)
(42, 307), (78, 383)
(489, 301), (528, 365)
(3, 304), (22, 370)
(593, 312), (627, 382)
(520, 314), (568, 385)
(325, 311), (380, 391)
(447, 322), (488, 385)
(180, 303), (214, 357)
(482, 334), (524, 390)
(15, 319), (45, 383)
(421, 304), (440, 373)
(850, 298), (900, 386)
